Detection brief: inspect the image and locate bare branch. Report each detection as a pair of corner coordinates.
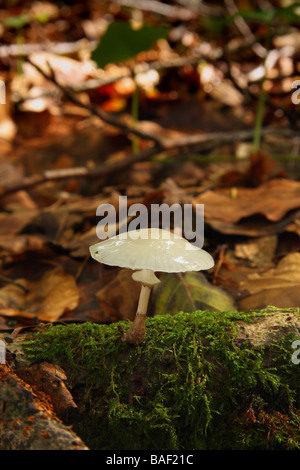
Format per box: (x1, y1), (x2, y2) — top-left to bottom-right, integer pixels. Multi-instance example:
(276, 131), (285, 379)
(26, 57), (162, 146)
(0, 127), (295, 199)
(224, 0), (267, 58)
(0, 145), (162, 198)
(160, 127), (295, 150)
(102, 0), (198, 20)
(0, 53), (288, 199)
(0, 39), (98, 59)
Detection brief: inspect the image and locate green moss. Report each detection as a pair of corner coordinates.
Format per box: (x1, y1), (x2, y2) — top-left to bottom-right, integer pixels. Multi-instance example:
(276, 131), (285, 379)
(24, 310), (300, 450)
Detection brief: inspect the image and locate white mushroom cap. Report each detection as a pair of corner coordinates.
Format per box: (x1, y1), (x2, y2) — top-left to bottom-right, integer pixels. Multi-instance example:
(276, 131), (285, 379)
(89, 228), (214, 273)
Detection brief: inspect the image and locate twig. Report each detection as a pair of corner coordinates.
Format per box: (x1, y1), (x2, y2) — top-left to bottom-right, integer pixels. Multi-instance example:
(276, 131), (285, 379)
(174, 0), (224, 17)
(0, 127), (295, 198)
(0, 53), (289, 198)
(26, 57), (162, 146)
(0, 39), (98, 59)
(71, 52), (217, 93)
(159, 127), (295, 150)
(102, 0), (198, 20)
(224, 0), (267, 58)
(0, 145), (162, 197)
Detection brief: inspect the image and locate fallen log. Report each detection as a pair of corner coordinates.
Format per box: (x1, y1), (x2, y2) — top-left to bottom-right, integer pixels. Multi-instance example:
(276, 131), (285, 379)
(1, 307), (299, 450)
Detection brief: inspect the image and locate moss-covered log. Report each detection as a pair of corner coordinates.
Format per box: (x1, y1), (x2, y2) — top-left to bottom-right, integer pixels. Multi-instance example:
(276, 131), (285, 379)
(3, 307), (300, 450)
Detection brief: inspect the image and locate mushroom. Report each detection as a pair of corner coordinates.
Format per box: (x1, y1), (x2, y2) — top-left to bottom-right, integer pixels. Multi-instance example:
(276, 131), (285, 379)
(89, 228), (214, 345)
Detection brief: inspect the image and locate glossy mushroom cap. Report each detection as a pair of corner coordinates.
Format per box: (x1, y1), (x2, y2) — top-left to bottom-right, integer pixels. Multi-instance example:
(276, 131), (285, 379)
(89, 228), (214, 273)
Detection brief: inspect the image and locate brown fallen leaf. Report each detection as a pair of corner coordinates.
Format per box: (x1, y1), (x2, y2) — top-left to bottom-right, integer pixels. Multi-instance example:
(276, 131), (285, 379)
(0, 234), (48, 256)
(204, 210), (298, 237)
(96, 268), (140, 322)
(21, 52), (97, 89)
(17, 362), (77, 420)
(162, 178), (193, 205)
(0, 88), (17, 141)
(0, 210), (38, 236)
(238, 253), (300, 310)
(200, 64), (244, 107)
(217, 150), (286, 188)
(68, 226), (99, 258)
(234, 235), (277, 267)
(0, 364), (88, 450)
(238, 285), (300, 311)
(0, 267), (79, 322)
(195, 178), (300, 224)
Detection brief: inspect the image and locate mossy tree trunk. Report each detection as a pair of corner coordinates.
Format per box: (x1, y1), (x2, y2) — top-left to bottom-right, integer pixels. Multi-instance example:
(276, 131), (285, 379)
(1, 307), (300, 450)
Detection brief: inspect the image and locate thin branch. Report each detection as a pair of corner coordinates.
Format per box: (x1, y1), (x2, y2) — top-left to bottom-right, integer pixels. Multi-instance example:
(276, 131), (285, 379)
(0, 127), (295, 199)
(102, 0), (198, 20)
(26, 57), (162, 146)
(174, 0), (224, 16)
(224, 0), (267, 58)
(0, 39), (98, 59)
(160, 127), (295, 150)
(18, 46), (221, 97)
(0, 52), (289, 199)
(71, 53), (216, 93)
(0, 145), (162, 197)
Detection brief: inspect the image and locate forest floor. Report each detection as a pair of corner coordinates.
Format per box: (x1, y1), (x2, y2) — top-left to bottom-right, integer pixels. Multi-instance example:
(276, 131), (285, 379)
(0, 0), (299, 451)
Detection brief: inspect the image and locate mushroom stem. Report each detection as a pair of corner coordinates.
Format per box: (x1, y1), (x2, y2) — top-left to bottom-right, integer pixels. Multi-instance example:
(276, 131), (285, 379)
(119, 284), (151, 345)
(119, 269), (160, 345)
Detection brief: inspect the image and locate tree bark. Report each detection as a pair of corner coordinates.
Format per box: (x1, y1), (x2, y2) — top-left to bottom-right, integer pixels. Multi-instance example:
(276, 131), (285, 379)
(0, 363), (88, 450)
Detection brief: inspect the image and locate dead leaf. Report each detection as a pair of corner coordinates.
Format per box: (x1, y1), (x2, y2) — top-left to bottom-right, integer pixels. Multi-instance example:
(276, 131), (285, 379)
(96, 268), (140, 322)
(204, 210), (297, 237)
(0, 210), (38, 236)
(0, 267), (79, 322)
(238, 285), (300, 311)
(24, 52), (97, 89)
(217, 151), (286, 188)
(17, 362), (77, 419)
(234, 235), (277, 267)
(162, 178), (192, 205)
(195, 178), (300, 224)
(273, 30), (300, 51)
(68, 227), (99, 258)
(0, 364), (88, 450)
(200, 64), (244, 107)
(238, 253), (300, 310)
(0, 86), (16, 140)
(0, 234), (48, 256)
